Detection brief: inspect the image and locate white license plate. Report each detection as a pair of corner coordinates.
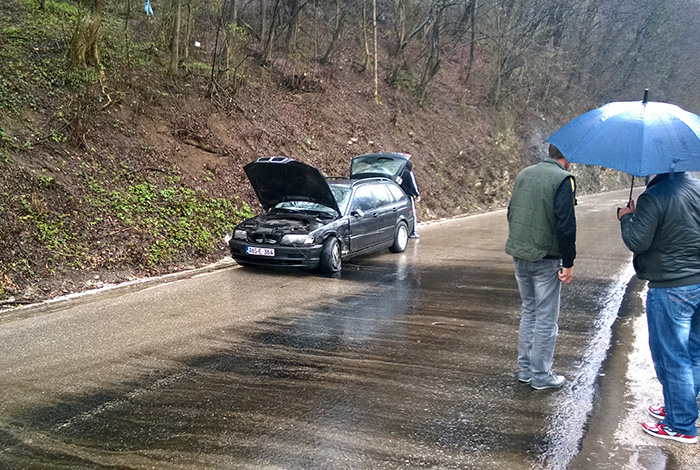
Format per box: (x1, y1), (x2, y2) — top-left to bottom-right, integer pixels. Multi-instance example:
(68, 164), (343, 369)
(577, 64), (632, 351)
(246, 246), (275, 257)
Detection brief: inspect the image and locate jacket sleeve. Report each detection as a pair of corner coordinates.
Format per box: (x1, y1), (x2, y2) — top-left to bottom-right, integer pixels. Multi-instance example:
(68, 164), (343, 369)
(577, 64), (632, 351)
(554, 176), (576, 268)
(409, 171), (419, 197)
(620, 192), (660, 253)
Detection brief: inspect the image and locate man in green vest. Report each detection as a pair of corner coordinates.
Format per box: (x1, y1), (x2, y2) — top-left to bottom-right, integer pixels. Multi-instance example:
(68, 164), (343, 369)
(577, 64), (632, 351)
(505, 145), (577, 390)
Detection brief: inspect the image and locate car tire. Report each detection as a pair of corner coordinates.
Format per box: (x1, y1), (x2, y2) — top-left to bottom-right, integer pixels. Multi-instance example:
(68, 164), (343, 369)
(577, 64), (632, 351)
(319, 237), (342, 273)
(389, 221), (409, 253)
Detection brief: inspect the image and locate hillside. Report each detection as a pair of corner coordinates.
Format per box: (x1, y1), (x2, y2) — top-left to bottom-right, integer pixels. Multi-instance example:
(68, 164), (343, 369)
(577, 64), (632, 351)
(0, 1), (621, 307)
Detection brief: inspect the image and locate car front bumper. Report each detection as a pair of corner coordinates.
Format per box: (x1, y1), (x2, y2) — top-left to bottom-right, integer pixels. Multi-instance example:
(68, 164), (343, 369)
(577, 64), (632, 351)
(229, 241), (323, 268)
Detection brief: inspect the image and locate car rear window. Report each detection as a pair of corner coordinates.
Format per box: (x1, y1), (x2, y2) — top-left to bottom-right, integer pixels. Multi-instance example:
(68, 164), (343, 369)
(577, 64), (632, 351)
(351, 155), (405, 177)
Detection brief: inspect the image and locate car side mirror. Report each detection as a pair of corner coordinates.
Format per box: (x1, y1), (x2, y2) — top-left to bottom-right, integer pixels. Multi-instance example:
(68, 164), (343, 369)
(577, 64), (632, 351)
(351, 209), (364, 218)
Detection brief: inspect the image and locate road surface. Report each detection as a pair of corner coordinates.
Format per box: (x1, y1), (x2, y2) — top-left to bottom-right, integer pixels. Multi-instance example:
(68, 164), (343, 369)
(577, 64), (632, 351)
(1, 189), (696, 469)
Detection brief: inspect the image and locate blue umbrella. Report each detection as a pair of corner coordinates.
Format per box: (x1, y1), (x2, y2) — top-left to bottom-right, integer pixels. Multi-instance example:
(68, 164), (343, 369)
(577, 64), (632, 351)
(546, 92), (700, 187)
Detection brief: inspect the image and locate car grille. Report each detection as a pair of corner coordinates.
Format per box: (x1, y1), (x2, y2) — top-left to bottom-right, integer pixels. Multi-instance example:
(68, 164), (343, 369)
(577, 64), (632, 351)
(250, 232), (280, 244)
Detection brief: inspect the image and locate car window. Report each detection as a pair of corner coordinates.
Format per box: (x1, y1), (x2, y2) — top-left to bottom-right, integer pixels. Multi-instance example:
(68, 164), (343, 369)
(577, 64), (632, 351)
(370, 183), (393, 207)
(351, 185), (375, 212)
(351, 155), (406, 177)
(386, 183), (406, 201)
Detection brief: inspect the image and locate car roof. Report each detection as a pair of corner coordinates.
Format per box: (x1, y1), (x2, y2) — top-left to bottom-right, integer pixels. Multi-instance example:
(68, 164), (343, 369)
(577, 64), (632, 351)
(329, 177), (396, 188)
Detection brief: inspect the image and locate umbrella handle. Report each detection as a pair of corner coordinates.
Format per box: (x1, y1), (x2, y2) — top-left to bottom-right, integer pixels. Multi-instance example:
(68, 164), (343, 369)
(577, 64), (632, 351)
(628, 177), (635, 203)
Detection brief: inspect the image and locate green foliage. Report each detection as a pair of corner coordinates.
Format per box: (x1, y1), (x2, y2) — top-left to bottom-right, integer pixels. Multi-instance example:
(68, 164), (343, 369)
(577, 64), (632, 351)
(37, 170), (55, 189)
(105, 177), (254, 265)
(0, 1), (76, 114)
(64, 68), (101, 89)
(19, 194), (88, 272)
(0, 127), (17, 163)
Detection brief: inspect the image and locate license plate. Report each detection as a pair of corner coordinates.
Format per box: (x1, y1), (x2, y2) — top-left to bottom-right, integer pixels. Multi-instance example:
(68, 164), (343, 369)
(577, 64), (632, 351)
(246, 246), (275, 257)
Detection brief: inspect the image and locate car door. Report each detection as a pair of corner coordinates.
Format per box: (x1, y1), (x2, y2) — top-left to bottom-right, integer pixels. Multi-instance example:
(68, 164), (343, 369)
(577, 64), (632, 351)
(370, 183), (399, 245)
(347, 184), (380, 251)
(350, 153), (410, 183)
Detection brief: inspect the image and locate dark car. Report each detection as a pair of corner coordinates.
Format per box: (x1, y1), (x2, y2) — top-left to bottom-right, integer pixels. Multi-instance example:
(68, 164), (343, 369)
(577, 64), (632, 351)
(227, 156), (415, 273)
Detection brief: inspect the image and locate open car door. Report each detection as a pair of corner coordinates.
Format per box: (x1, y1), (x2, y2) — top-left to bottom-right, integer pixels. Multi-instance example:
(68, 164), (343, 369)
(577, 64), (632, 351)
(350, 152), (411, 183)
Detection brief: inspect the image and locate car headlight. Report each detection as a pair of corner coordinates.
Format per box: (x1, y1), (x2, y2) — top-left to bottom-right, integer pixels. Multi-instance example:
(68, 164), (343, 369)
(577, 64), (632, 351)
(280, 234), (315, 245)
(233, 229), (248, 240)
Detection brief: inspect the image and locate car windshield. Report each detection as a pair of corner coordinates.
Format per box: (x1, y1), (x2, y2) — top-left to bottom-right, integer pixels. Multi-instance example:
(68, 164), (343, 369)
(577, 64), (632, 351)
(351, 155), (406, 177)
(330, 185), (351, 214)
(274, 200), (336, 215)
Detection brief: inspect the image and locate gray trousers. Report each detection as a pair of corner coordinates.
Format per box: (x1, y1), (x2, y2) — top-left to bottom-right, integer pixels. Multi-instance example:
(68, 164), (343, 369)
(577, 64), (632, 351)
(513, 257), (562, 380)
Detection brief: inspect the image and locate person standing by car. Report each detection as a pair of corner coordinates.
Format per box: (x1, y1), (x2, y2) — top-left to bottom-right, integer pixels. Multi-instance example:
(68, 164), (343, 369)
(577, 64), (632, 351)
(618, 172), (700, 444)
(398, 160), (420, 237)
(505, 145), (576, 390)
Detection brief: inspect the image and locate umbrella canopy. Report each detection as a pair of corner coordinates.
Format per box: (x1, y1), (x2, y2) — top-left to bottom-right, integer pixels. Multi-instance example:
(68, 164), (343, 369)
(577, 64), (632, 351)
(546, 99), (700, 177)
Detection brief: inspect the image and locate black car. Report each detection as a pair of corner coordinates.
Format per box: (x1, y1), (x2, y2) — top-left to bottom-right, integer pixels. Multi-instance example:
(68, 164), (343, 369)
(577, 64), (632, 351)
(227, 156), (415, 273)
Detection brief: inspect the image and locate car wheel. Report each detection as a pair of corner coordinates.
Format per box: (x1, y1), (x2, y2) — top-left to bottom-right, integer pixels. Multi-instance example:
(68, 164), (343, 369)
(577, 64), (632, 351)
(389, 221), (409, 253)
(319, 237), (342, 273)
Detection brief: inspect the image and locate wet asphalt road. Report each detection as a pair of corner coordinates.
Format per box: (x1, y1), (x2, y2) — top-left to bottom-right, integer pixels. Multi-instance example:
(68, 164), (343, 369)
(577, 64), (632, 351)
(0, 189), (662, 469)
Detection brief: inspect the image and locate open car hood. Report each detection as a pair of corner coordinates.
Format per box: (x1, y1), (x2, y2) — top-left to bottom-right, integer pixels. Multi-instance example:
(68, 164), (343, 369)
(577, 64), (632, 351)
(350, 152), (411, 182)
(244, 157), (340, 213)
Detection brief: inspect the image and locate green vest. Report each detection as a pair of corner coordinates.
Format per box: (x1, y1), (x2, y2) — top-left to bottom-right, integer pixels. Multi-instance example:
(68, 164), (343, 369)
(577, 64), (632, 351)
(505, 159), (573, 261)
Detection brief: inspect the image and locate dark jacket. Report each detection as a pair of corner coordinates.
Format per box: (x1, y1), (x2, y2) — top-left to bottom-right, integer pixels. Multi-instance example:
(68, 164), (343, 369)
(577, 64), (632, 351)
(620, 173), (700, 287)
(398, 161), (419, 198)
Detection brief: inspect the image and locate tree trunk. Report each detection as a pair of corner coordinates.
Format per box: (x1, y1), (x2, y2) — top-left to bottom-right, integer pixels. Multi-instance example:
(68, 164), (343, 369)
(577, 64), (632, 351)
(184, 1), (193, 61)
(170, 0), (182, 75)
(321, 5), (347, 64)
(66, 0), (105, 70)
(373, 0), (379, 102)
(362, 0), (371, 70)
(261, 0), (267, 47)
(463, 0), (476, 86)
(262, 0), (280, 64)
(229, 0), (238, 24)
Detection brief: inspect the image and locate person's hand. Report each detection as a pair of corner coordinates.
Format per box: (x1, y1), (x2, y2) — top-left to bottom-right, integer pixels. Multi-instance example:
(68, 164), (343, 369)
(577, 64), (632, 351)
(617, 199), (636, 220)
(558, 267), (573, 284)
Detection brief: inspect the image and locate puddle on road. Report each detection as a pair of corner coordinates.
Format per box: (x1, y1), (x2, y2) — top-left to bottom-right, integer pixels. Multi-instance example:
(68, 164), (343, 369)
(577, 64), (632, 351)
(0, 257), (629, 469)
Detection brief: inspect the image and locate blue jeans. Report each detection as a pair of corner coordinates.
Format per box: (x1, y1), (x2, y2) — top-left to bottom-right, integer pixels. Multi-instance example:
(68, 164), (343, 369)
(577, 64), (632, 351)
(647, 285), (700, 436)
(513, 257), (562, 380)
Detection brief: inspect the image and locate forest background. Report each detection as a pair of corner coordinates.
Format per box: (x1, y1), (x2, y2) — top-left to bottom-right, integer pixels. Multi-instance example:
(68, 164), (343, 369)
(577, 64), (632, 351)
(1, 0), (700, 305)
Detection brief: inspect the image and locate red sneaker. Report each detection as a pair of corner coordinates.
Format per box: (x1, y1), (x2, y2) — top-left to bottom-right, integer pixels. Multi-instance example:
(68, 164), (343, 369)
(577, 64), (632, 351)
(642, 421), (698, 444)
(648, 404), (666, 420)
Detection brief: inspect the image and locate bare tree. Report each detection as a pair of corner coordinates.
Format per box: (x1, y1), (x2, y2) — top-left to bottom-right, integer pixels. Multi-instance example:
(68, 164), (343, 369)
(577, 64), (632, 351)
(169, 0), (183, 75)
(320, 2), (348, 63)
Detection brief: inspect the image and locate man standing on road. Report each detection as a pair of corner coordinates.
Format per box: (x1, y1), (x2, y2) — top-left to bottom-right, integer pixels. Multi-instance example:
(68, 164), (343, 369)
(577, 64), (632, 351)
(618, 172), (700, 444)
(505, 145), (576, 390)
(398, 159), (420, 238)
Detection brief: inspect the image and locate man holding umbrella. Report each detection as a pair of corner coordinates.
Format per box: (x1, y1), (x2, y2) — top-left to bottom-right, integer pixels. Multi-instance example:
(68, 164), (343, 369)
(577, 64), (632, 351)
(618, 176), (700, 444)
(546, 92), (700, 443)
